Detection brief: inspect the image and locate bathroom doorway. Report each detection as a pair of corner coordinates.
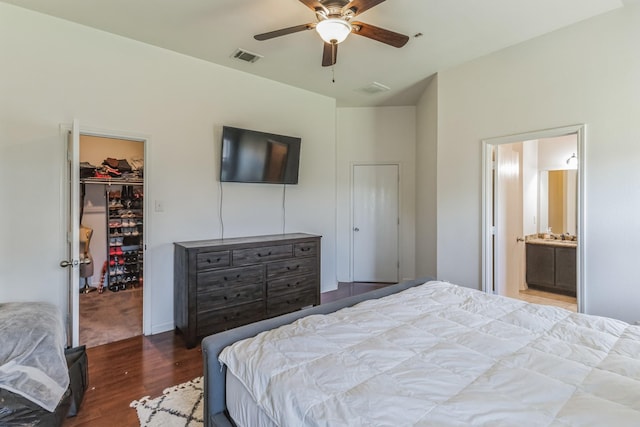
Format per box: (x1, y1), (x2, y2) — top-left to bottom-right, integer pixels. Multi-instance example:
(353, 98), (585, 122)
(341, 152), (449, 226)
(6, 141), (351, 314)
(482, 125), (584, 311)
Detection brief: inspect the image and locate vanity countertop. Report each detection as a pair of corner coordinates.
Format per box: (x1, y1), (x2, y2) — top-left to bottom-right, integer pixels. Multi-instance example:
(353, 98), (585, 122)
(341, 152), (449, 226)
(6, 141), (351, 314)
(526, 238), (577, 248)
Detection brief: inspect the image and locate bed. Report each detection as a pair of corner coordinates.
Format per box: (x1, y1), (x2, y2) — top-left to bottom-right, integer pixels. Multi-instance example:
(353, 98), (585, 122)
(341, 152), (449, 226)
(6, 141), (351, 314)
(0, 302), (84, 426)
(202, 279), (640, 426)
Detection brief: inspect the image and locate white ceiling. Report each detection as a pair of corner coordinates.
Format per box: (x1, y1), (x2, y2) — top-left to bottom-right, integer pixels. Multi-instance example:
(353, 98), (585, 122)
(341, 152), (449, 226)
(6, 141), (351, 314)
(3, 0), (633, 106)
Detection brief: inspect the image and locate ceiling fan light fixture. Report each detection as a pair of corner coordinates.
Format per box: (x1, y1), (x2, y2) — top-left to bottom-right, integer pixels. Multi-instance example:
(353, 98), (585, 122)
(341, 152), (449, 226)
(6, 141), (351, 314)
(316, 18), (352, 44)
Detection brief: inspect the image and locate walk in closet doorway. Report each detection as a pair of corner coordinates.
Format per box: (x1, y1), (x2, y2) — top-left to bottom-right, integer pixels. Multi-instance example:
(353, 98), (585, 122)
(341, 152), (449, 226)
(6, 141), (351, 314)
(78, 135), (145, 347)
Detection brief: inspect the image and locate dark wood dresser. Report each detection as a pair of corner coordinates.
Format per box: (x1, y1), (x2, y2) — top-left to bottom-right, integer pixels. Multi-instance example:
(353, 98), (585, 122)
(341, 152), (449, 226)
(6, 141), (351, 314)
(174, 233), (321, 348)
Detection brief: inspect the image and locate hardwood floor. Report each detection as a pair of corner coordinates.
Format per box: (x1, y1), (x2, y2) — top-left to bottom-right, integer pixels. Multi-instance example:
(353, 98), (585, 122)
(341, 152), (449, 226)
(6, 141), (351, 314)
(63, 332), (202, 427)
(64, 282), (390, 427)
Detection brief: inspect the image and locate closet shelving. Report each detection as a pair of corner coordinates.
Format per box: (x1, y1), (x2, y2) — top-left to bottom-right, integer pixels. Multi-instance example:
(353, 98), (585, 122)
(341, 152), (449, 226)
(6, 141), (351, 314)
(106, 183), (143, 292)
(81, 178), (144, 293)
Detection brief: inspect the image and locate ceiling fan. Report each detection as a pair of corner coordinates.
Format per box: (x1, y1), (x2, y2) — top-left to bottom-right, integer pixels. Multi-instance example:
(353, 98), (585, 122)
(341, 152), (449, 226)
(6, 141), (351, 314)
(254, 0), (409, 67)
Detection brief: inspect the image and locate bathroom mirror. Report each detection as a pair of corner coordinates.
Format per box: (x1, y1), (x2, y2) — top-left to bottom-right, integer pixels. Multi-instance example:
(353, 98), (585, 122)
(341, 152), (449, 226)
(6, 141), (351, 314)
(538, 169), (577, 235)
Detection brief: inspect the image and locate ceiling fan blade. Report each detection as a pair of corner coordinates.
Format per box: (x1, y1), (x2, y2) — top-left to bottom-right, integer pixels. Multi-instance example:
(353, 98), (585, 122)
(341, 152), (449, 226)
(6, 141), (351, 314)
(351, 21), (409, 48)
(254, 23), (315, 41)
(298, 0), (325, 12)
(322, 42), (338, 67)
(343, 0), (386, 16)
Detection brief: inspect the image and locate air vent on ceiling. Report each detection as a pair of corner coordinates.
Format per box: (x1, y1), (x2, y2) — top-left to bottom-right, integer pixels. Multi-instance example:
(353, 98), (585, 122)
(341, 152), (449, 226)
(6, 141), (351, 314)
(356, 82), (391, 95)
(231, 48), (263, 63)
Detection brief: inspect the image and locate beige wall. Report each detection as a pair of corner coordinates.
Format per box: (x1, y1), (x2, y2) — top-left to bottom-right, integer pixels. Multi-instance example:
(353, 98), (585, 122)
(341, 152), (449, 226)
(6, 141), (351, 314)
(336, 106), (417, 282)
(0, 3), (337, 335)
(415, 75), (438, 279)
(80, 135), (143, 168)
(425, 4), (640, 323)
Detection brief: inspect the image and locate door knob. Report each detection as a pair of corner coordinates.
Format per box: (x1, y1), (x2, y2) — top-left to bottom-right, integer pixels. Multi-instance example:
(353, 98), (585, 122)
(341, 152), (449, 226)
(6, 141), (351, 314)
(59, 259), (79, 268)
(354, 227), (360, 232)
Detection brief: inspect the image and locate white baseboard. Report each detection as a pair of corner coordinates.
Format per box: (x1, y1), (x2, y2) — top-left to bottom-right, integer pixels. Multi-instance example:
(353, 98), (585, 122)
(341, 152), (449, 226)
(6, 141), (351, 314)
(149, 321), (174, 335)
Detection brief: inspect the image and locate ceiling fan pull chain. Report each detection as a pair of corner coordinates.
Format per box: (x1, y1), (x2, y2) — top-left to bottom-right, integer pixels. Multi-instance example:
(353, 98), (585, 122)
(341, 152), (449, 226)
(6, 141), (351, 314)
(332, 42), (336, 83)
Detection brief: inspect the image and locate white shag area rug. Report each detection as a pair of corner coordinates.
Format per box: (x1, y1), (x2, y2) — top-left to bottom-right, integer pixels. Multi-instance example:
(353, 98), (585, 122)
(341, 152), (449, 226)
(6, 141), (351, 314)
(130, 376), (204, 427)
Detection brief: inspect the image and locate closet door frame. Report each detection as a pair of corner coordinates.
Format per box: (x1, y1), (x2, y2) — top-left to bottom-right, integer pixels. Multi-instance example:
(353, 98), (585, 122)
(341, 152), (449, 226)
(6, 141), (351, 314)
(62, 121), (151, 345)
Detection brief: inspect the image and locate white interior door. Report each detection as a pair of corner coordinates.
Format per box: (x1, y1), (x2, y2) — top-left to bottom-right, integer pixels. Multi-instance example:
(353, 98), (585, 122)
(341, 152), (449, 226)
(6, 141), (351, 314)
(62, 119), (80, 347)
(495, 144), (523, 297)
(352, 164), (399, 282)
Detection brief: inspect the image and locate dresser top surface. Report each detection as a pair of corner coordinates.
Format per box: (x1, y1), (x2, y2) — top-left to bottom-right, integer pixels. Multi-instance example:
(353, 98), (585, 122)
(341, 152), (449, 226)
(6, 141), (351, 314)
(174, 233), (321, 249)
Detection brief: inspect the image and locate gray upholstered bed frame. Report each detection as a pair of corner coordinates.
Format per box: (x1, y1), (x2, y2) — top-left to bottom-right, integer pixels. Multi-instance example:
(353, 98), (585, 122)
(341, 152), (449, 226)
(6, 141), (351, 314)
(201, 277), (432, 427)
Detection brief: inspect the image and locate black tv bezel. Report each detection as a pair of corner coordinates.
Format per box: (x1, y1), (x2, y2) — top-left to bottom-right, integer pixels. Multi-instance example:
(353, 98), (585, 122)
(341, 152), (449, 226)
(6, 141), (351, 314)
(219, 126), (301, 185)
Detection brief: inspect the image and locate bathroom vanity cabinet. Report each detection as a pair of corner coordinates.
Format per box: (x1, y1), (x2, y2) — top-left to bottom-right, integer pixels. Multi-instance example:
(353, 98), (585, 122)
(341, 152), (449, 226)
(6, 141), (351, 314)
(526, 241), (576, 295)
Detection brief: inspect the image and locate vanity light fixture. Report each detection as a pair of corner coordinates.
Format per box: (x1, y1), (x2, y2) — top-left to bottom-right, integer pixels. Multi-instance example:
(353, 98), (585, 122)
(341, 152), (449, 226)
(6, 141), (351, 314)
(566, 152), (578, 167)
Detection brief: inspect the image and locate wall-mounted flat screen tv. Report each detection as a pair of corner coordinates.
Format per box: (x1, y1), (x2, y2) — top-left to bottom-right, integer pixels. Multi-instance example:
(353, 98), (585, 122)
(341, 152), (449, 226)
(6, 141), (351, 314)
(220, 126), (301, 184)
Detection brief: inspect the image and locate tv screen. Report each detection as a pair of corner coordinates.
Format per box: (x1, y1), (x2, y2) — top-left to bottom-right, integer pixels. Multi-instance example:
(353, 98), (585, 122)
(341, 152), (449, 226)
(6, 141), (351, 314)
(220, 126), (301, 184)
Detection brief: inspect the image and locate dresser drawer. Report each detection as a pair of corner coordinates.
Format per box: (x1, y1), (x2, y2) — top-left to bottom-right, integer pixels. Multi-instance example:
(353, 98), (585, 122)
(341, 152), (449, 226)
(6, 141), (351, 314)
(267, 289), (316, 317)
(197, 301), (265, 336)
(175, 234), (320, 348)
(294, 241), (318, 258)
(267, 257), (316, 280)
(196, 250), (230, 270)
(198, 283), (264, 312)
(267, 273), (316, 296)
(197, 265), (263, 291)
(233, 244), (292, 265)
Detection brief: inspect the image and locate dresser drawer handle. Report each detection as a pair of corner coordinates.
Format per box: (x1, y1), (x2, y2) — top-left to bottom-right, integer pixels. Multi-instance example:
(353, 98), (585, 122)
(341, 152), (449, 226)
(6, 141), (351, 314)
(287, 265), (300, 271)
(207, 257), (222, 264)
(257, 251), (272, 257)
(224, 274), (241, 281)
(300, 247), (311, 252)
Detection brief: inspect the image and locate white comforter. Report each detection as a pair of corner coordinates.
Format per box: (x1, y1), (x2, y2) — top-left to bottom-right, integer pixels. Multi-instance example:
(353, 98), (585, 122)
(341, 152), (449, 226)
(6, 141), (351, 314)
(219, 281), (640, 426)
